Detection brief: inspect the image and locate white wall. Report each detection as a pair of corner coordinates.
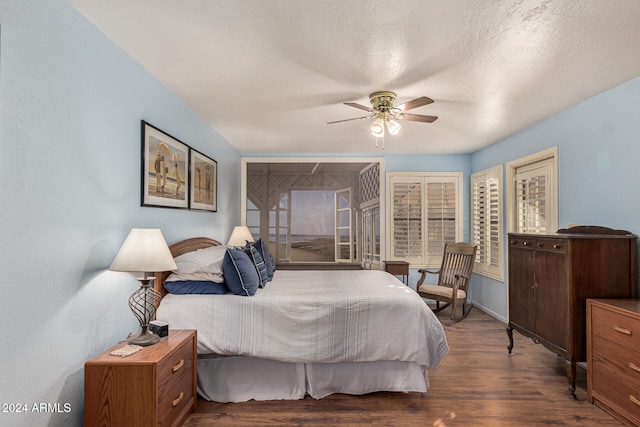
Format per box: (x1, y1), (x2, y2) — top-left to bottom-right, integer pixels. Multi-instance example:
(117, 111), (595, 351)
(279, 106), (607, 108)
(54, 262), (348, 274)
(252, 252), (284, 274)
(471, 76), (640, 321)
(0, 1), (240, 426)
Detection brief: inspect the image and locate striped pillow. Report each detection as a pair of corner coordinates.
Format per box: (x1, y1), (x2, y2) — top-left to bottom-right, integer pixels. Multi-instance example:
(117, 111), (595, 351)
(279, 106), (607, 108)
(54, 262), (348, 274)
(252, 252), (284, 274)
(243, 244), (269, 288)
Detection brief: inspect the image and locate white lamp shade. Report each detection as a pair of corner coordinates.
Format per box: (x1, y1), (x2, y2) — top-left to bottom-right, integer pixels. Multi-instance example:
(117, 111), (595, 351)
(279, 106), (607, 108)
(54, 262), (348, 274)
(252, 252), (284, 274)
(227, 226), (254, 247)
(109, 228), (177, 273)
(386, 119), (401, 135)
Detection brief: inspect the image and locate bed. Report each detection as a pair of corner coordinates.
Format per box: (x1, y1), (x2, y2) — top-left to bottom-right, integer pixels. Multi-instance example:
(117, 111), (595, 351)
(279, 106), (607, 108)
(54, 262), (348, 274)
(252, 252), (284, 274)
(154, 237), (448, 403)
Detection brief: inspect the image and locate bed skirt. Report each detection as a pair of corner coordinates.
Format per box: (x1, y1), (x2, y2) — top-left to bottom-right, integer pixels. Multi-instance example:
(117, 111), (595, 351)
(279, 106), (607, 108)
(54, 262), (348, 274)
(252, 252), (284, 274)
(197, 355), (429, 403)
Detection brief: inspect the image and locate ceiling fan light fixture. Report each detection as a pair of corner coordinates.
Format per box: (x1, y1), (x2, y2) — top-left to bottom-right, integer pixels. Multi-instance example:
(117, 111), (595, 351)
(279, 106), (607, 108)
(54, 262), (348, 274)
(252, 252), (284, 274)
(371, 117), (385, 137)
(386, 119), (401, 135)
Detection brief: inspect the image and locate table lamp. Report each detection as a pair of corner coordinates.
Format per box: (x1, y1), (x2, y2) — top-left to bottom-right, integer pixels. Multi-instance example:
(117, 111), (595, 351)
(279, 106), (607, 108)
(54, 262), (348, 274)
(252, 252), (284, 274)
(227, 225), (254, 247)
(109, 228), (177, 346)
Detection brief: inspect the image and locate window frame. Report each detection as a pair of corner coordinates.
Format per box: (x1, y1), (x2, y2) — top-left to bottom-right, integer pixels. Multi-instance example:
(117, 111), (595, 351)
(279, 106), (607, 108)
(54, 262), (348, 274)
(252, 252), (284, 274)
(385, 172), (463, 268)
(506, 147), (558, 234)
(471, 165), (503, 281)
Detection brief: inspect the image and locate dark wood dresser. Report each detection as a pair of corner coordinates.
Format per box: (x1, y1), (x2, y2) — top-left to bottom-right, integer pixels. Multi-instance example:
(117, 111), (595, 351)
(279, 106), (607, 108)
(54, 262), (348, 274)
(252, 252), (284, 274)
(507, 226), (637, 396)
(587, 299), (640, 425)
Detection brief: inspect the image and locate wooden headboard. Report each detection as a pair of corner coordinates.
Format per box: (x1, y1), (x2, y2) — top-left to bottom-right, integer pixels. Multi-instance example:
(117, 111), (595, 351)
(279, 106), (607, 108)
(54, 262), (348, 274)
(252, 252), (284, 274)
(153, 237), (223, 298)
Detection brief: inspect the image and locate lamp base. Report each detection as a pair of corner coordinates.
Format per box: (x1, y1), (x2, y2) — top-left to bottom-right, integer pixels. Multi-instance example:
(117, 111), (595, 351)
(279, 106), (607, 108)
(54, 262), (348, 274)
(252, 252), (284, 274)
(128, 326), (160, 346)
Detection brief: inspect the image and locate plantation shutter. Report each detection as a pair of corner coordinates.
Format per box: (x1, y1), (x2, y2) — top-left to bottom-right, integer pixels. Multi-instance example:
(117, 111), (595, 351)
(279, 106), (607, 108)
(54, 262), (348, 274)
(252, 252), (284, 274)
(387, 173), (462, 267)
(514, 161), (551, 234)
(425, 180), (457, 265)
(391, 180), (423, 263)
(472, 165), (503, 280)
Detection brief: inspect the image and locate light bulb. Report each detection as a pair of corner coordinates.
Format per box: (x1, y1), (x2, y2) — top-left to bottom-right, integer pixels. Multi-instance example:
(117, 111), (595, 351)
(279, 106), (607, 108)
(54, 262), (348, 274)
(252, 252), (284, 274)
(371, 117), (385, 137)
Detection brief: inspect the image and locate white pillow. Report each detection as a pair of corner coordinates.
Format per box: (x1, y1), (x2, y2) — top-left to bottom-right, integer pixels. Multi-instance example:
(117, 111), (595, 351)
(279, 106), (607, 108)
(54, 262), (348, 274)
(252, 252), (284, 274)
(173, 245), (226, 275)
(165, 271), (224, 283)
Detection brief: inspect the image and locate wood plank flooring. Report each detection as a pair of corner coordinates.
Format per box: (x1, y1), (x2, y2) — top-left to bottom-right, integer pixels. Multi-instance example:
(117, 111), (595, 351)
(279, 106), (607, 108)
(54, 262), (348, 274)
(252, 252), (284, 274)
(183, 307), (623, 426)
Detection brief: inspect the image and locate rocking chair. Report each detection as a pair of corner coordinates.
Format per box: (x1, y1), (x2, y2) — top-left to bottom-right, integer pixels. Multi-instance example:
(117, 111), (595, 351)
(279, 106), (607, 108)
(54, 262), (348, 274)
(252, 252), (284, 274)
(417, 242), (477, 320)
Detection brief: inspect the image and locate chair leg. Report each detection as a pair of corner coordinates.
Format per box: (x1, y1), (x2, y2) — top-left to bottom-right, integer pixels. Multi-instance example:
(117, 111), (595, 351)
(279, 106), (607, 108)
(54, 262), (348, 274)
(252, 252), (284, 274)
(460, 303), (474, 320)
(432, 302), (450, 313)
(450, 298), (457, 320)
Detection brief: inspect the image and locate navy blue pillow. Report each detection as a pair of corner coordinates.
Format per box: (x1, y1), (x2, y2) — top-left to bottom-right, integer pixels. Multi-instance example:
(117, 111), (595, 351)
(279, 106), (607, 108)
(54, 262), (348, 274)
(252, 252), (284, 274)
(163, 280), (229, 295)
(243, 243), (269, 287)
(252, 238), (275, 280)
(222, 249), (259, 296)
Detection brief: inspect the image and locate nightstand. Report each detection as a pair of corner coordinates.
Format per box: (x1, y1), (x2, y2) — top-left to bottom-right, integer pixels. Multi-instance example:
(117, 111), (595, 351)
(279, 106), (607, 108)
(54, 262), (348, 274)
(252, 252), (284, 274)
(84, 329), (197, 427)
(384, 261), (410, 284)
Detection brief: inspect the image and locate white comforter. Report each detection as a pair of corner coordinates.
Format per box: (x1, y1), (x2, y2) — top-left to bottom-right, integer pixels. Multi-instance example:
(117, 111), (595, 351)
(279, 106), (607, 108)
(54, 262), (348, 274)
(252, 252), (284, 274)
(156, 270), (448, 369)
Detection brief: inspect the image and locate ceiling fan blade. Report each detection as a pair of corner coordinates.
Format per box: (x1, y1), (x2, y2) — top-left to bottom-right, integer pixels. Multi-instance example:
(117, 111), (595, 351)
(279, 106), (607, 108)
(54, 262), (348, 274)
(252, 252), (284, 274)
(396, 96), (434, 111)
(327, 115), (374, 124)
(398, 113), (438, 123)
(344, 102), (374, 112)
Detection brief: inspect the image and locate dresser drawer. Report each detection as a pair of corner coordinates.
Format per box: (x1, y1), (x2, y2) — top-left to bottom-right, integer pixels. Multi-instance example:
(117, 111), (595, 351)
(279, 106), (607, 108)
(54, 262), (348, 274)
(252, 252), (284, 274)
(508, 236), (535, 249)
(592, 359), (640, 425)
(591, 304), (640, 351)
(591, 337), (640, 386)
(533, 238), (566, 253)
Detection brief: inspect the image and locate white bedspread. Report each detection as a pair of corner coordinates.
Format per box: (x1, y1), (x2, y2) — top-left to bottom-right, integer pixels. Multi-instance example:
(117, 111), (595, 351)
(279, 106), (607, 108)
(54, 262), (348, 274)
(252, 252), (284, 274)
(156, 270), (448, 369)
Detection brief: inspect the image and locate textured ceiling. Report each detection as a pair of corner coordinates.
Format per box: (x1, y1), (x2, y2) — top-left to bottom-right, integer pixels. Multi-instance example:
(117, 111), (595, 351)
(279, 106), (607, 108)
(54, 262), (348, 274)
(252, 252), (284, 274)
(66, 0), (640, 154)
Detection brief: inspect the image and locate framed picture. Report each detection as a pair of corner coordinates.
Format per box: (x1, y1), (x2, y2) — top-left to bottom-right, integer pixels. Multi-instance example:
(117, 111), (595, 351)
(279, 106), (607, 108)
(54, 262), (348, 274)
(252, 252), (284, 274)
(189, 148), (217, 212)
(141, 121), (189, 209)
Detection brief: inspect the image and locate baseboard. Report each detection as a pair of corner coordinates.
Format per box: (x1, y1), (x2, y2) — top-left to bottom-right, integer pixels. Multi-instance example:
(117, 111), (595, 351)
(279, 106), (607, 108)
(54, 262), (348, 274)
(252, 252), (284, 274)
(473, 302), (507, 324)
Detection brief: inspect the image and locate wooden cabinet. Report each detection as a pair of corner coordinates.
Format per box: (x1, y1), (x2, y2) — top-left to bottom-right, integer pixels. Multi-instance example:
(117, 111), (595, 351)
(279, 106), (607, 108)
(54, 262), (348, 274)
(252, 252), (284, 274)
(85, 330), (197, 427)
(587, 299), (640, 426)
(507, 226), (637, 396)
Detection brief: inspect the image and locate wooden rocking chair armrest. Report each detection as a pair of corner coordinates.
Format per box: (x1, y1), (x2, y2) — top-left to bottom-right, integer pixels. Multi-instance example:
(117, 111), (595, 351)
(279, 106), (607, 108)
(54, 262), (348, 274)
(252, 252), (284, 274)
(453, 273), (471, 292)
(418, 268), (441, 275)
(416, 268), (441, 287)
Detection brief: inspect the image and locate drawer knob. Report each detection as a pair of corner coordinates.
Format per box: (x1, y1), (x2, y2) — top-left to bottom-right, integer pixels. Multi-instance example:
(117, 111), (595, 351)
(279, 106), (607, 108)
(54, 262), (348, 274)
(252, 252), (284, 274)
(553, 244), (560, 249)
(613, 325), (633, 336)
(630, 362), (640, 374)
(172, 391), (184, 407)
(172, 359), (185, 372)
(523, 241), (528, 246)
(630, 395), (640, 407)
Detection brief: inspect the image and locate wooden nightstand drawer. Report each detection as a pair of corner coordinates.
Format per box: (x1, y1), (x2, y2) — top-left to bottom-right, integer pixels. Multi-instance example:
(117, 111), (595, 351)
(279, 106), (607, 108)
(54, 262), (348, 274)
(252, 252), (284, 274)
(158, 340), (195, 426)
(85, 330), (197, 427)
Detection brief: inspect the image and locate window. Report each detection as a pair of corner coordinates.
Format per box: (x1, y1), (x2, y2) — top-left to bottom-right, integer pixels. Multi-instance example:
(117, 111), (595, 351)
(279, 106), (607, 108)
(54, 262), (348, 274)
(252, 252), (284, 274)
(472, 165), (503, 280)
(506, 147), (558, 234)
(386, 172), (463, 267)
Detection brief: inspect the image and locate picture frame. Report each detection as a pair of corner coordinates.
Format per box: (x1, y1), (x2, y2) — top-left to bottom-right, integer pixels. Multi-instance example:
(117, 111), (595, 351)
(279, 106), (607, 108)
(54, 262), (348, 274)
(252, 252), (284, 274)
(141, 121), (189, 209)
(189, 148), (217, 212)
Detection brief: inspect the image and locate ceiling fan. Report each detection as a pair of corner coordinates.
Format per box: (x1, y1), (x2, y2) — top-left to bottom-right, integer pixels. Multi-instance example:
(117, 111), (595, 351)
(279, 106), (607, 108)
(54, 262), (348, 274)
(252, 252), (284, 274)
(327, 91), (438, 138)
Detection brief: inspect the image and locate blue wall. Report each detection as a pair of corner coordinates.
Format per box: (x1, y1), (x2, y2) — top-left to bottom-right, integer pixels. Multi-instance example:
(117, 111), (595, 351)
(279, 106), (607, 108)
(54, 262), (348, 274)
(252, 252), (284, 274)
(0, 1), (240, 426)
(470, 76), (640, 320)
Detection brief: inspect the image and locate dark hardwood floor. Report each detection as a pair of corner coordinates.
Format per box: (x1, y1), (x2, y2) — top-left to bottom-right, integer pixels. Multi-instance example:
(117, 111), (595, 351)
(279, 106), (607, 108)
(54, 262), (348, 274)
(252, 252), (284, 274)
(183, 307), (623, 426)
